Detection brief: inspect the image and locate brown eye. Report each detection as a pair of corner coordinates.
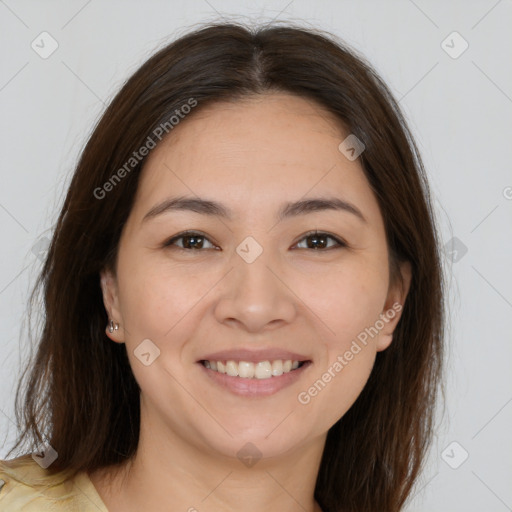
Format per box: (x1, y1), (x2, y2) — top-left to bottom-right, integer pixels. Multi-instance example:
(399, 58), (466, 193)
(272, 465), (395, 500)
(164, 231), (216, 250)
(163, 230), (346, 252)
(294, 231), (346, 250)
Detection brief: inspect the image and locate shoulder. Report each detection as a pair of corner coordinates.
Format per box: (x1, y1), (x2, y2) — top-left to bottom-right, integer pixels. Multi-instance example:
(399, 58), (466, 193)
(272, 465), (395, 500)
(0, 455), (108, 511)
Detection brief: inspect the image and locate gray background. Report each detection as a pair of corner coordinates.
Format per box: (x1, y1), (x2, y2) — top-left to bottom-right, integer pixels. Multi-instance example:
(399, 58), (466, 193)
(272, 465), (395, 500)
(1, 1), (511, 510)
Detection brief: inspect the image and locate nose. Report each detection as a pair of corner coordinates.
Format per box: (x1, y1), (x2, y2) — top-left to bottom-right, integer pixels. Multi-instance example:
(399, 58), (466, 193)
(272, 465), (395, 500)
(214, 249), (297, 334)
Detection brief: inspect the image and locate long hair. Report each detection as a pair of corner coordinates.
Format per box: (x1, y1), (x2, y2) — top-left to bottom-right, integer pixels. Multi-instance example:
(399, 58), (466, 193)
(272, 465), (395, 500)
(6, 22), (444, 512)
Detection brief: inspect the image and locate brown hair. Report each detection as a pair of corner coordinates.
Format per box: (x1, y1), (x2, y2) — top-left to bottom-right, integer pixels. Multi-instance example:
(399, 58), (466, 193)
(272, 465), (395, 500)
(6, 22), (444, 512)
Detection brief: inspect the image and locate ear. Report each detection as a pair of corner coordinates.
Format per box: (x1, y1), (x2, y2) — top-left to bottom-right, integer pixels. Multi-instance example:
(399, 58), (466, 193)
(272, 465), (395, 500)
(376, 261), (412, 352)
(100, 268), (126, 344)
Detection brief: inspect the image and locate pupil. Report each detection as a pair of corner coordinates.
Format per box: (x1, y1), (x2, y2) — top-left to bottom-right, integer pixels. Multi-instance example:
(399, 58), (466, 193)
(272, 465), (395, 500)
(309, 234), (326, 249)
(183, 234), (328, 250)
(185, 235), (202, 249)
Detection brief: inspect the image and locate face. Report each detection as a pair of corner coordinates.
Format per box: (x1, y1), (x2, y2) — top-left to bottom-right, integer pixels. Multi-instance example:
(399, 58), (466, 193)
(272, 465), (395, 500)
(101, 92), (411, 461)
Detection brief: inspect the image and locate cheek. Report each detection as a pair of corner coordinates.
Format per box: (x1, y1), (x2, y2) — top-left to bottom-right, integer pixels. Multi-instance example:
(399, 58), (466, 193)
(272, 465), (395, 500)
(309, 346), (377, 429)
(298, 324), (379, 432)
(293, 262), (386, 426)
(115, 264), (206, 402)
(303, 260), (389, 341)
(117, 257), (214, 344)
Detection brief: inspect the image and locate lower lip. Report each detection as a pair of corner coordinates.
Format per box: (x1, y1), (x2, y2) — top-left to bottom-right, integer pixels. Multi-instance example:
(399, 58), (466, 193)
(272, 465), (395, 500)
(198, 362), (312, 397)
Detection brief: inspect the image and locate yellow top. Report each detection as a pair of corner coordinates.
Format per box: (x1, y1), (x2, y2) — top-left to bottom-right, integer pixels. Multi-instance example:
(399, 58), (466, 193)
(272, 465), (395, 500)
(0, 455), (109, 511)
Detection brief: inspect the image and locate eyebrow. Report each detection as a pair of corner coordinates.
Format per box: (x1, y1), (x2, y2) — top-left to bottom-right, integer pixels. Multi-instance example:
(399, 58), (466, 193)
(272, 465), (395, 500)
(142, 195), (367, 224)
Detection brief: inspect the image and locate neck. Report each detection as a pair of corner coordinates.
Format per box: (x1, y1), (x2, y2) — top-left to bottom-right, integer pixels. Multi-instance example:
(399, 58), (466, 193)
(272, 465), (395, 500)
(89, 411), (326, 512)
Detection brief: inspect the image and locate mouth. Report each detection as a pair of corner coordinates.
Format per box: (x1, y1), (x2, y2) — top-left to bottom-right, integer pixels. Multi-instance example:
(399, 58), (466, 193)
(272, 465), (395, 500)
(199, 359), (308, 379)
(196, 349), (312, 397)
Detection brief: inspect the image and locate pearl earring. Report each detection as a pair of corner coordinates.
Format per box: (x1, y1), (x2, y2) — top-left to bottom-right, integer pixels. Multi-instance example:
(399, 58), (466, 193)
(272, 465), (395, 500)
(108, 319), (119, 333)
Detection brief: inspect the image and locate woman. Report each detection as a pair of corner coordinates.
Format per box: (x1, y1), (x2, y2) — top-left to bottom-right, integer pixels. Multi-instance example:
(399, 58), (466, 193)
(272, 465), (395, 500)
(0, 22), (444, 512)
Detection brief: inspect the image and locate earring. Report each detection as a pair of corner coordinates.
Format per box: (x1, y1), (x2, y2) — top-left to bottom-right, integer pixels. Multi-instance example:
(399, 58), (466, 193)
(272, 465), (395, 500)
(108, 319), (119, 333)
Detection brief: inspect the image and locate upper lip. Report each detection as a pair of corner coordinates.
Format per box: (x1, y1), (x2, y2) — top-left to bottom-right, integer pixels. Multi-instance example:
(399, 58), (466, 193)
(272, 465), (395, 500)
(199, 348), (311, 363)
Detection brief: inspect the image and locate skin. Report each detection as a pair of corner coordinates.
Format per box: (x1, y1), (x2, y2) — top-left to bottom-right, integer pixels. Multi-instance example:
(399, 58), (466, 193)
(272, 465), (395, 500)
(90, 92), (411, 512)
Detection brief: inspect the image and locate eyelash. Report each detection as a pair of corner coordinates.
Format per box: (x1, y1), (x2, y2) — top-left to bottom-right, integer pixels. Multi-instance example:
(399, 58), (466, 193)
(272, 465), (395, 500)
(162, 230), (347, 252)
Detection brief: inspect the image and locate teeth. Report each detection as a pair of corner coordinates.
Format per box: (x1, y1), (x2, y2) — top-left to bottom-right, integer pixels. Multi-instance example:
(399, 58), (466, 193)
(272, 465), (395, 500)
(271, 360), (283, 376)
(202, 359), (303, 379)
(238, 361), (255, 378)
(226, 360), (239, 377)
(255, 361), (272, 379)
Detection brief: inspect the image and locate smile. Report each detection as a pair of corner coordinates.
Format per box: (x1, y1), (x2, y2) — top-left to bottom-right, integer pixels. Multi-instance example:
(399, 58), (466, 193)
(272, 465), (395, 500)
(201, 359), (305, 379)
(198, 358), (312, 397)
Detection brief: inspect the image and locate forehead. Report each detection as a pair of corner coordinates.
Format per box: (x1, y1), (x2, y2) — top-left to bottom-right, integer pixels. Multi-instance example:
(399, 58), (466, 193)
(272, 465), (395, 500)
(149, 92), (346, 168)
(131, 93), (379, 222)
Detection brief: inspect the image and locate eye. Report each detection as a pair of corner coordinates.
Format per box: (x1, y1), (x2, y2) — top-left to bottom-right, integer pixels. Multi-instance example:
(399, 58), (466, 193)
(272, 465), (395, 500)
(163, 230), (347, 252)
(163, 230), (217, 251)
(293, 231), (346, 250)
